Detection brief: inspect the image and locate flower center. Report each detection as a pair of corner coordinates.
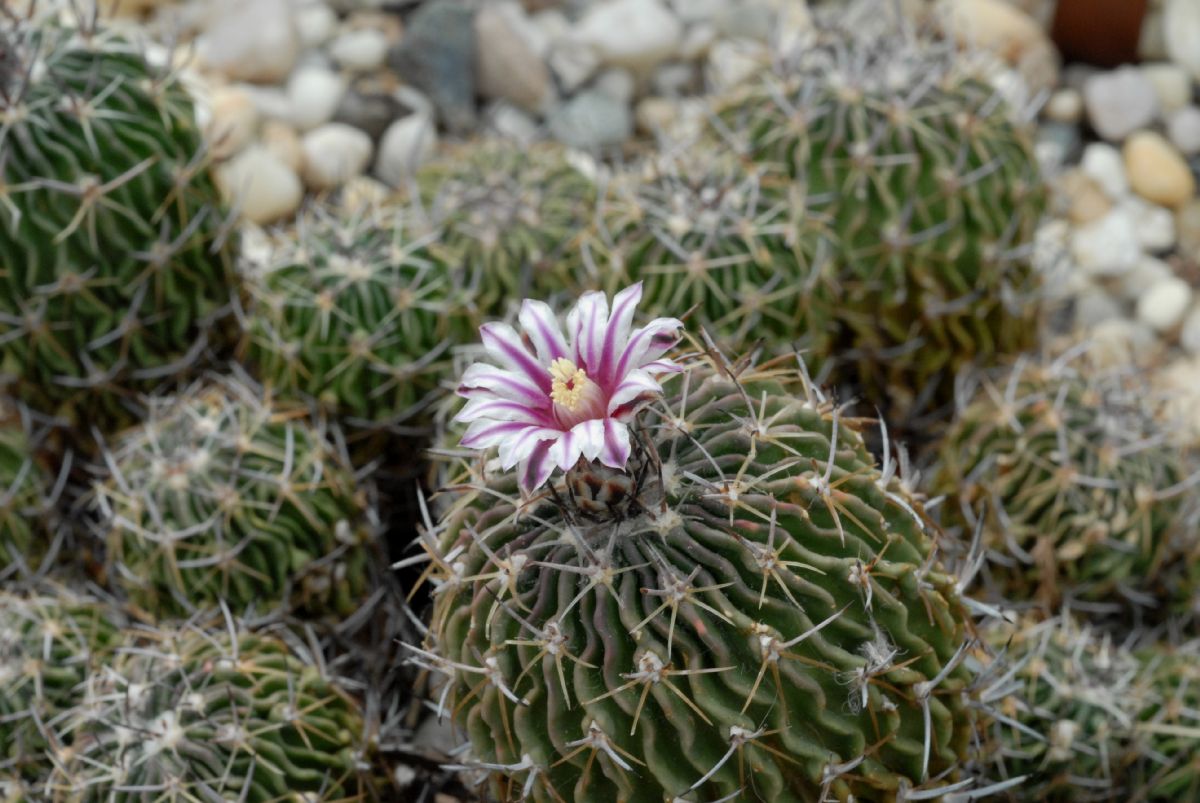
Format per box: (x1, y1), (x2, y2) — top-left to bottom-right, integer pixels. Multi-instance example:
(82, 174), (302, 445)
(549, 358), (591, 411)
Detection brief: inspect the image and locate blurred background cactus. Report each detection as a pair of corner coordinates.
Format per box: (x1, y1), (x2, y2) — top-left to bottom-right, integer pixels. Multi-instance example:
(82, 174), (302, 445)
(0, 20), (235, 430)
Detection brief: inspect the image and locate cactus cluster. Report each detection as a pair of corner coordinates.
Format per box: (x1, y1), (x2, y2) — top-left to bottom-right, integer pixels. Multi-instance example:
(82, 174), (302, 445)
(0, 422), (57, 581)
(93, 374), (381, 621)
(983, 614), (1200, 801)
(933, 357), (1199, 619)
(0, 22), (235, 427)
(715, 25), (1045, 423)
(43, 622), (378, 801)
(420, 357), (979, 802)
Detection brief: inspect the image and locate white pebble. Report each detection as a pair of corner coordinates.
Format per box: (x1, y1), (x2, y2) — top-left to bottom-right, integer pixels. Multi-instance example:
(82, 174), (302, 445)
(1167, 106), (1200, 156)
(198, 0), (300, 83)
(1071, 209), (1141, 277)
(1119, 255), (1174, 302)
(286, 65), (346, 131)
(1080, 142), (1129, 199)
(1083, 67), (1159, 141)
(301, 123), (374, 190)
(329, 28), (389, 72)
(1119, 197), (1177, 252)
(295, 0), (338, 48)
(1181, 304), (1200, 354)
(573, 0), (683, 71)
(1141, 62), (1192, 113)
(1043, 88), (1083, 124)
(1136, 276), (1194, 332)
(216, 145), (303, 225)
(374, 114), (438, 186)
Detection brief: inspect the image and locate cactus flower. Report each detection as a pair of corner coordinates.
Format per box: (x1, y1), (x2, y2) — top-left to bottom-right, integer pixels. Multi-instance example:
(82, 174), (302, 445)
(456, 283), (682, 493)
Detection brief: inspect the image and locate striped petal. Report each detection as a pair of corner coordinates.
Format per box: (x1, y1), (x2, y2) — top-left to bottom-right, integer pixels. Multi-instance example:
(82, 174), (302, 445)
(519, 440), (556, 494)
(596, 282), (642, 387)
(598, 418), (631, 469)
(499, 425), (562, 470)
(614, 317), (683, 379)
(456, 397), (547, 424)
(567, 289), (609, 373)
(458, 363), (547, 409)
(518, 299), (569, 365)
(480, 322), (550, 391)
(607, 368), (663, 417)
(460, 420), (540, 450)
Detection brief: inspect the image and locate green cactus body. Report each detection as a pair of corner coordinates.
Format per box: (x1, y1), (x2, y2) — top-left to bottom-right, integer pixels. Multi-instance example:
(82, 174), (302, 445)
(933, 360), (1196, 616)
(423, 361), (977, 802)
(0, 23), (235, 425)
(988, 615), (1200, 801)
(594, 154), (837, 358)
(47, 626), (376, 801)
(0, 427), (51, 580)
(96, 376), (379, 620)
(0, 590), (122, 780)
(716, 33), (1045, 422)
(412, 141), (597, 316)
(240, 204), (476, 426)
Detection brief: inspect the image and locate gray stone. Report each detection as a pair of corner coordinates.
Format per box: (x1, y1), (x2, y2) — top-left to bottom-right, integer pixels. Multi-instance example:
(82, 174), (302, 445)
(333, 84), (411, 141)
(475, 1), (555, 113)
(1083, 67), (1159, 141)
(388, 0), (478, 134)
(1168, 107), (1200, 156)
(375, 114), (438, 186)
(547, 89), (632, 149)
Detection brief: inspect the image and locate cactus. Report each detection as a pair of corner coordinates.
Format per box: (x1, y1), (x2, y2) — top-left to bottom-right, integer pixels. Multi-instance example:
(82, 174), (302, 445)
(932, 357), (1199, 619)
(411, 140), (597, 316)
(714, 24), (1045, 424)
(238, 203), (476, 427)
(419, 356), (980, 802)
(0, 20), (235, 426)
(0, 422), (58, 582)
(0, 589), (123, 782)
(592, 152), (837, 357)
(984, 614), (1200, 801)
(45, 622), (378, 801)
(94, 374), (381, 621)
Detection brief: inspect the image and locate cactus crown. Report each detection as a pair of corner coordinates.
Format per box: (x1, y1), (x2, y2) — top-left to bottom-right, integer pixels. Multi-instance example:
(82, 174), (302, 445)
(94, 373), (381, 621)
(421, 349), (981, 802)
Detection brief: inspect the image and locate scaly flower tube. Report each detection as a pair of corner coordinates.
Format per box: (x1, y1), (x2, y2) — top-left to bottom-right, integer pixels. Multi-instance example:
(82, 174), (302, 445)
(455, 283), (683, 493)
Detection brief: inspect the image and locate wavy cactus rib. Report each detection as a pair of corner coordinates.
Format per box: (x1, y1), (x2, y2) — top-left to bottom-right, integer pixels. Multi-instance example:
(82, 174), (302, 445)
(419, 358), (979, 802)
(983, 614), (1200, 801)
(239, 203), (476, 426)
(0, 589), (122, 782)
(0, 21), (235, 426)
(46, 623), (377, 801)
(592, 153), (837, 357)
(411, 140), (598, 315)
(94, 374), (381, 621)
(933, 357), (1199, 618)
(714, 25), (1045, 423)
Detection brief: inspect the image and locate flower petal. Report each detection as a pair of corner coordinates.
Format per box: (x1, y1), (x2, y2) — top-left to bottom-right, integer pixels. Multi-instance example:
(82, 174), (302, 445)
(550, 425), (585, 471)
(519, 440), (556, 494)
(499, 426), (561, 470)
(458, 363), (547, 409)
(598, 418), (631, 469)
(614, 317), (683, 379)
(455, 398), (547, 425)
(460, 420), (540, 450)
(480, 322), (550, 391)
(606, 368), (664, 416)
(567, 289), (609, 373)
(518, 299), (569, 365)
(596, 282), (642, 387)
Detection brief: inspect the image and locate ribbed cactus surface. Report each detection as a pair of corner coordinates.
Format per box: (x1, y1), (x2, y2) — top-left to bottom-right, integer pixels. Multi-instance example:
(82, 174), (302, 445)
(933, 359), (1198, 618)
(716, 28), (1045, 423)
(239, 204), (475, 426)
(421, 360), (978, 802)
(46, 625), (377, 801)
(0, 22), (235, 425)
(95, 375), (380, 620)
(0, 590), (122, 781)
(0, 426), (53, 580)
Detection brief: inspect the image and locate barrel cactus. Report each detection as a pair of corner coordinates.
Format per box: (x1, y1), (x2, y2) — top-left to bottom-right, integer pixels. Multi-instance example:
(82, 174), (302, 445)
(238, 203), (476, 427)
(411, 140), (597, 316)
(932, 357), (1199, 619)
(715, 25), (1045, 424)
(46, 623), (378, 800)
(0, 20), (235, 426)
(985, 614), (1200, 801)
(0, 589), (122, 782)
(94, 374), (381, 621)
(0, 423), (57, 582)
(415, 287), (980, 802)
(592, 152), (837, 358)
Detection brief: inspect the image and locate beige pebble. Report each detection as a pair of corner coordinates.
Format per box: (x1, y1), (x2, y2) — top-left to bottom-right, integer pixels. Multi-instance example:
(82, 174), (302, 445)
(1124, 130), (1196, 208)
(206, 86), (259, 160)
(261, 121), (304, 174)
(1058, 169), (1112, 225)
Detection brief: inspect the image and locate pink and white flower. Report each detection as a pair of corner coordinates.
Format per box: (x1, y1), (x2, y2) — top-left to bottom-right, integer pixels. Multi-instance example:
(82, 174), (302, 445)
(456, 283), (683, 493)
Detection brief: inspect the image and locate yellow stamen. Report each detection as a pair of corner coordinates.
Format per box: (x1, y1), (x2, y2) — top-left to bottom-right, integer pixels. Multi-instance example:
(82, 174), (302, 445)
(550, 358), (591, 411)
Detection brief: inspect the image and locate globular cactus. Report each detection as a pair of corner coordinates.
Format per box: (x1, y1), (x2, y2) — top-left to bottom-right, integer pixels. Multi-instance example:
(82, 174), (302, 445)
(45, 622), (378, 801)
(411, 140), (598, 316)
(714, 23), (1045, 425)
(93, 374), (381, 621)
(592, 152), (837, 358)
(238, 203), (476, 427)
(418, 357), (980, 802)
(0, 20), (235, 427)
(932, 357), (1199, 619)
(0, 589), (123, 782)
(0, 423), (58, 582)
(983, 614), (1200, 801)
